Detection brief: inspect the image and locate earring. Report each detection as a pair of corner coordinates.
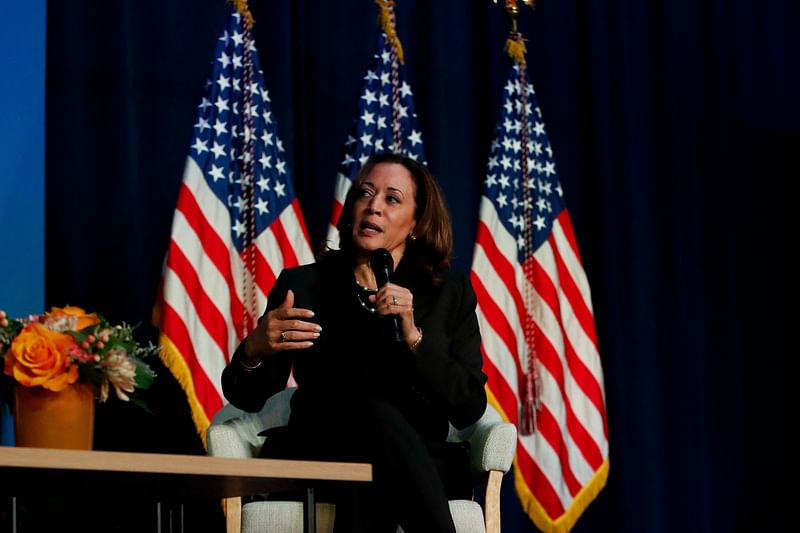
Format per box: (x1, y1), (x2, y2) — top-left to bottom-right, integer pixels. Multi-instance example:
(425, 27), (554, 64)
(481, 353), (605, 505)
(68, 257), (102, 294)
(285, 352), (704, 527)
(408, 234), (416, 241)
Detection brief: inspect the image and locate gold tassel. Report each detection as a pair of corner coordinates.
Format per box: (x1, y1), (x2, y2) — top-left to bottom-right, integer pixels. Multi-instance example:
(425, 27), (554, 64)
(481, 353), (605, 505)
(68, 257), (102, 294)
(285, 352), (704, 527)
(505, 35), (527, 66)
(230, 0), (255, 29)
(376, 0), (405, 64)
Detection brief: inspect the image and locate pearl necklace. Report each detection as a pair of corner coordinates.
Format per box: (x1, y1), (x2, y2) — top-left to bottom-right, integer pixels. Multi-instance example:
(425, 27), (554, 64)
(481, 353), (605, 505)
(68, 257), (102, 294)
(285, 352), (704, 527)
(354, 280), (377, 314)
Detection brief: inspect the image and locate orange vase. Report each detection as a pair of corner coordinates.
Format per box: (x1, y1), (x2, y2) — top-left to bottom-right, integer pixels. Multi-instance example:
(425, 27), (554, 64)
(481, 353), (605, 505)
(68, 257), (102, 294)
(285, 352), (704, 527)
(13, 382), (95, 450)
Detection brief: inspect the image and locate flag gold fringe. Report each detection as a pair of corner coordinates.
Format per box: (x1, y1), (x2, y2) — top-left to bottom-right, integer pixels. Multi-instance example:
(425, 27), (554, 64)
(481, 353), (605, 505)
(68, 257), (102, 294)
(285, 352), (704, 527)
(485, 387), (609, 533)
(505, 36), (527, 66)
(376, 0), (405, 64)
(159, 333), (211, 448)
(230, 0), (254, 29)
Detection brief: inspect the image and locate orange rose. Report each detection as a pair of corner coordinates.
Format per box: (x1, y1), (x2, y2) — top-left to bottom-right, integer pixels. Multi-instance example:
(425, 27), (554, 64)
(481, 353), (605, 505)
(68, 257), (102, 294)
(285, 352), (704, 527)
(4, 323), (79, 391)
(48, 306), (100, 331)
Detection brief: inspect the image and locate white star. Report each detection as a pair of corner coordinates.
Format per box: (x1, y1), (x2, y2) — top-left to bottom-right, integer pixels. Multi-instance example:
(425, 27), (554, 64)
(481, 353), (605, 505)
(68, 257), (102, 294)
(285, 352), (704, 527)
(504, 100), (513, 114)
(274, 181), (286, 197)
(360, 132), (373, 147)
(255, 198), (269, 215)
(364, 70), (378, 82)
(381, 50), (391, 63)
(487, 156), (498, 169)
(556, 184), (563, 197)
(232, 53), (242, 69)
(498, 175), (510, 189)
(198, 97), (212, 111)
(232, 195), (245, 212)
(191, 138), (208, 154)
(232, 218), (246, 238)
(362, 90), (377, 105)
(208, 165), (225, 182)
(502, 136), (514, 152)
(500, 156), (512, 170)
(342, 153), (356, 166)
(543, 162), (556, 176)
(533, 215), (546, 231)
(505, 80), (516, 94)
(216, 74), (230, 91)
(360, 110), (375, 126)
(396, 104), (408, 118)
(374, 138), (385, 152)
(275, 160), (286, 174)
(399, 82), (412, 98)
(376, 116), (387, 130)
(358, 153), (370, 165)
(380, 72), (390, 85)
(496, 193), (508, 208)
(261, 130), (273, 145)
(533, 122), (545, 136)
(257, 176), (270, 192)
(540, 180), (552, 195)
(517, 235), (525, 249)
(536, 198), (548, 212)
(211, 141), (226, 159)
(213, 119), (228, 136)
(407, 130), (422, 147)
(484, 174), (497, 188)
(276, 138), (284, 152)
(214, 97), (229, 114)
(231, 31), (244, 47)
(259, 153), (272, 169)
(195, 117), (211, 131)
(378, 93), (389, 107)
(217, 52), (230, 69)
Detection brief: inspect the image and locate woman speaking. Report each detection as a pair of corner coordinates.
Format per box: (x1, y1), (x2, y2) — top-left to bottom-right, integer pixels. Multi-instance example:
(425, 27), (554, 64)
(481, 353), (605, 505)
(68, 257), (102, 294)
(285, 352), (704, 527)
(222, 152), (487, 532)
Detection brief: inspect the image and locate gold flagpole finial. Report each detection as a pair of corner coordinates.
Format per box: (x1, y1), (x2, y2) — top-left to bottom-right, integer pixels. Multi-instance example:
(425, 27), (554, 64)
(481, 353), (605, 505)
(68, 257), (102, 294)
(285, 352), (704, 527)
(230, 0), (255, 29)
(376, 0), (405, 64)
(494, 0), (535, 65)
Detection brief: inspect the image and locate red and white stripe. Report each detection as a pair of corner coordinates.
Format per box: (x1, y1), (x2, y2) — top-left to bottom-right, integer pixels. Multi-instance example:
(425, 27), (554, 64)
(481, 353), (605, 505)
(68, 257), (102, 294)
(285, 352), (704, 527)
(325, 172), (353, 249)
(471, 195), (608, 531)
(160, 157), (313, 427)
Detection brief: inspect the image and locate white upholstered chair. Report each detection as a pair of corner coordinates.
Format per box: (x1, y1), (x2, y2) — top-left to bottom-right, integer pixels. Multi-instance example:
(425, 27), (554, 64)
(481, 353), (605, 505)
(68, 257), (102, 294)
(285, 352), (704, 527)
(207, 388), (517, 533)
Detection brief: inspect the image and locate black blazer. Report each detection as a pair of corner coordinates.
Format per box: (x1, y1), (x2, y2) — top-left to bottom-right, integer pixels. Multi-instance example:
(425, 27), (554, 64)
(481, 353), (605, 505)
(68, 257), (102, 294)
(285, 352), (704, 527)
(222, 251), (487, 441)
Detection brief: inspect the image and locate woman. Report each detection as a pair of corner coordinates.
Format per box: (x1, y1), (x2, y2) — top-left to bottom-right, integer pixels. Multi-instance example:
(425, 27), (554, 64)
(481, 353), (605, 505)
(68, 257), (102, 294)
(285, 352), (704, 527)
(222, 153), (487, 532)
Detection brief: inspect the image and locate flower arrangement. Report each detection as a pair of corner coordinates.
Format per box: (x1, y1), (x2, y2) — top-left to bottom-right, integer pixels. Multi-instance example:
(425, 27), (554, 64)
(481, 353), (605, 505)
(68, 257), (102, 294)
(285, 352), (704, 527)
(0, 306), (157, 407)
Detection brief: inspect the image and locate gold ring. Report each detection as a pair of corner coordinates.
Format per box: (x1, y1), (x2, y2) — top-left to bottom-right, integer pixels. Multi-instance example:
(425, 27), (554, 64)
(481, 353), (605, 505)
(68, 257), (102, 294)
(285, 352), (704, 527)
(279, 331), (287, 343)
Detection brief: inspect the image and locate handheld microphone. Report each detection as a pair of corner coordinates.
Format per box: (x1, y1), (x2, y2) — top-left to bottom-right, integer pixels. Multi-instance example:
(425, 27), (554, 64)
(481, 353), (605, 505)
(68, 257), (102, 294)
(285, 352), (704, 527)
(370, 248), (404, 344)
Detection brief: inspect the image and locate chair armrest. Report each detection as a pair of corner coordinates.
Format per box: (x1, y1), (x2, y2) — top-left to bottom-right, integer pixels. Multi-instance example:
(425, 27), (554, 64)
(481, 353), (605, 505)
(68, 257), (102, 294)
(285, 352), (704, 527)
(468, 418), (517, 474)
(207, 423), (258, 459)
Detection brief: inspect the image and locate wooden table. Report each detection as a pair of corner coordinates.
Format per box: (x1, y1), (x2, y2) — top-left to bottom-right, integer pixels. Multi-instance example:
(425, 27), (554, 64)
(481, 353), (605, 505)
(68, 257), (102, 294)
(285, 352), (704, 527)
(0, 446), (371, 532)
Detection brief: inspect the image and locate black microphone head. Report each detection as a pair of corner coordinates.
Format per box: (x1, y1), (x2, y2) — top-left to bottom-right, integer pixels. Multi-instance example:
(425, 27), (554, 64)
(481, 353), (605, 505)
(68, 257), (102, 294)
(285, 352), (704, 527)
(370, 248), (393, 287)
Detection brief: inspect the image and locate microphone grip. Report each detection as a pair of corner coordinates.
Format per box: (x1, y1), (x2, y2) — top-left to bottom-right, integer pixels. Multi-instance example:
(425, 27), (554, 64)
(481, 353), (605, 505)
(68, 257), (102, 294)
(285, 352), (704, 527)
(388, 314), (403, 343)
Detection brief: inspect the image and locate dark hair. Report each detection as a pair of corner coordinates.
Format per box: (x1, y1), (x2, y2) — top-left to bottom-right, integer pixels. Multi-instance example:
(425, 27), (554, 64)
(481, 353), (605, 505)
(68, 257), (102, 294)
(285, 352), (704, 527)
(334, 153), (453, 284)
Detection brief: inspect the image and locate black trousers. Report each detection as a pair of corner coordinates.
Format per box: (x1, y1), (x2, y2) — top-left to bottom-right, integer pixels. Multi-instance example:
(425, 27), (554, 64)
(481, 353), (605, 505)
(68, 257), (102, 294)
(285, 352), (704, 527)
(258, 397), (472, 533)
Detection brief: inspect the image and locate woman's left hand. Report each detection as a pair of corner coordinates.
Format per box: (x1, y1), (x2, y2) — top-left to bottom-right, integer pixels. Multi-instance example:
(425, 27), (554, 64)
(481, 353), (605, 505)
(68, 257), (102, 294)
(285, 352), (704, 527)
(371, 283), (419, 345)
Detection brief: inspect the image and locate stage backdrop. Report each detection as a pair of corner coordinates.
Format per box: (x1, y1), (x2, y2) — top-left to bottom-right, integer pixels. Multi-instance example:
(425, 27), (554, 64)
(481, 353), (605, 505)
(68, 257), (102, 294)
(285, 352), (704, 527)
(39, 1), (794, 532)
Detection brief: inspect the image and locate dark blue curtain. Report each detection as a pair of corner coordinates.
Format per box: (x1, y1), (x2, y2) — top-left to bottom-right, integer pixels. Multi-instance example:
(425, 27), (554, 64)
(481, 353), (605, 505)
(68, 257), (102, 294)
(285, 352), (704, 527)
(41, 0), (794, 531)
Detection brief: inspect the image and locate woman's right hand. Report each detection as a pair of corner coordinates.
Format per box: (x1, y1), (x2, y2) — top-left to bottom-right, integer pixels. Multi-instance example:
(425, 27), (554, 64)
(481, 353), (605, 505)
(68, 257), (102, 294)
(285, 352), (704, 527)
(243, 290), (320, 360)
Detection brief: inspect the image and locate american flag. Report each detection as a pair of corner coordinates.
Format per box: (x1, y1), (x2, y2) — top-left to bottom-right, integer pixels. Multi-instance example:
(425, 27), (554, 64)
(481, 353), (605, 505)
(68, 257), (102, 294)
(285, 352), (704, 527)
(470, 64), (609, 531)
(156, 10), (313, 436)
(325, 28), (426, 248)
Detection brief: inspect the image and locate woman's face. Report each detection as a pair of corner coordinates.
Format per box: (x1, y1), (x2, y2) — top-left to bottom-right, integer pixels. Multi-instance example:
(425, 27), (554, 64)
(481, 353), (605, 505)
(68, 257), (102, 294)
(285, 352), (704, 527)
(351, 162), (417, 265)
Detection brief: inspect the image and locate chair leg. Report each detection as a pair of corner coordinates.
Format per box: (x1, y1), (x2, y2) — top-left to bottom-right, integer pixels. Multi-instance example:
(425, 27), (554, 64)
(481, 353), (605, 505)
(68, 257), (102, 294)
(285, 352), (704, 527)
(223, 496), (242, 533)
(484, 470), (503, 533)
